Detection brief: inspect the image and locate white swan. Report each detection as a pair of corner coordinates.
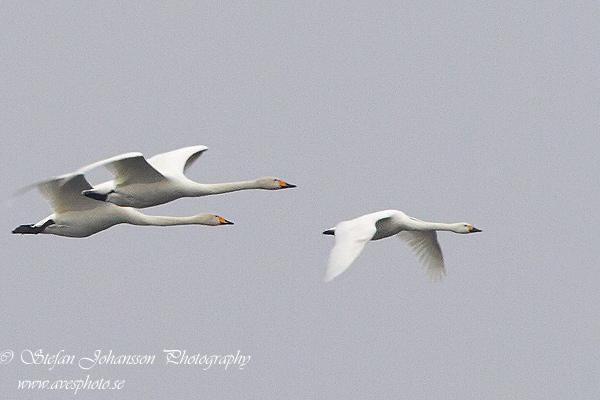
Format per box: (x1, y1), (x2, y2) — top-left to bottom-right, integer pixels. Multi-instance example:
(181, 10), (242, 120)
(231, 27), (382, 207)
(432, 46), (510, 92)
(322, 210), (481, 282)
(81, 145), (296, 208)
(12, 173), (233, 238)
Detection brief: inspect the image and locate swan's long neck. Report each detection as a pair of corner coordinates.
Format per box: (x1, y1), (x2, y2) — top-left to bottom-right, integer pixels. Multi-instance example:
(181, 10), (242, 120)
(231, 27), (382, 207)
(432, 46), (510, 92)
(125, 210), (202, 226)
(409, 219), (458, 232)
(186, 180), (260, 196)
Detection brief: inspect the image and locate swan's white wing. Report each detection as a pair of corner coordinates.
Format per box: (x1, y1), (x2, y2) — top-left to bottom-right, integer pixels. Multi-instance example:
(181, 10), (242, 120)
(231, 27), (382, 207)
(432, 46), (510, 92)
(103, 154), (166, 185)
(9, 153), (143, 200)
(325, 219), (377, 282)
(75, 152), (143, 175)
(397, 231), (446, 280)
(147, 145), (209, 177)
(11, 181), (44, 199)
(36, 173), (100, 213)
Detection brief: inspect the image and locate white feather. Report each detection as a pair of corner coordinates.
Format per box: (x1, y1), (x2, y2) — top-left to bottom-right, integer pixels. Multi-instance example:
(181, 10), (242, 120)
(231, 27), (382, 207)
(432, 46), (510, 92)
(323, 210), (480, 282)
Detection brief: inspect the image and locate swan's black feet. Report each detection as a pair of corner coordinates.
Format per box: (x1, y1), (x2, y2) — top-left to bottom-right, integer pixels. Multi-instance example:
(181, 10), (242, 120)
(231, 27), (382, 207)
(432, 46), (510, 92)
(82, 190), (113, 202)
(12, 219), (55, 234)
(12, 224), (38, 234)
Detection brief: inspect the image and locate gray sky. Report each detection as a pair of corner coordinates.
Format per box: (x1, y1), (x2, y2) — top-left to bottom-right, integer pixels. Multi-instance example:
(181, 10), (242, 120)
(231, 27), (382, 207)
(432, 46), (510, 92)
(1, 1), (599, 398)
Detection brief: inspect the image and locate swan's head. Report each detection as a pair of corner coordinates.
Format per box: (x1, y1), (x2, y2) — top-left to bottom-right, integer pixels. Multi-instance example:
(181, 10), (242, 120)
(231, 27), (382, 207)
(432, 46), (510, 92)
(454, 223), (482, 234)
(195, 214), (234, 226)
(256, 177), (296, 190)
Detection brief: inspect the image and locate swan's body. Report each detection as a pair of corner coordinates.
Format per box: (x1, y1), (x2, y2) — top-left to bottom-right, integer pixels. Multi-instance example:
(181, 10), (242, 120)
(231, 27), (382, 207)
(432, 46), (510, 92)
(13, 173), (233, 238)
(322, 210), (481, 281)
(82, 145), (296, 208)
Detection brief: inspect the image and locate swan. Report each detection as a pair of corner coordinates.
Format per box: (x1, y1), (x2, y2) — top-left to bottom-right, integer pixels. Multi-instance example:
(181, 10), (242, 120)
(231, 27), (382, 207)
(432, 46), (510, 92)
(322, 210), (481, 282)
(12, 173), (233, 238)
(80, 145), (296, 208)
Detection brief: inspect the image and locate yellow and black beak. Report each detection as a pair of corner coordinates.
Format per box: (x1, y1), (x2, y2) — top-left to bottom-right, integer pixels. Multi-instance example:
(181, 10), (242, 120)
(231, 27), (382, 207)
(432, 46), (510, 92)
(468, 225), (481, 233)
(218, 216), (234, 225)
(277, 180), (296, 189)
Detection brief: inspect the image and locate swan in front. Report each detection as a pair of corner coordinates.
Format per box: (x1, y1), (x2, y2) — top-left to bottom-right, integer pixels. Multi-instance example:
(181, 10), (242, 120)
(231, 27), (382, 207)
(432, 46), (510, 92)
(322, 210), (481, 282)
(12, 173), (233, 238)
(81, 145), (296, 208)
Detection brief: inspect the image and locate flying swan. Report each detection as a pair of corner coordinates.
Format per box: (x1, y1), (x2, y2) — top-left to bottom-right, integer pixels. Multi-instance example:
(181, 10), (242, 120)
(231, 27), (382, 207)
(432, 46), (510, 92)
(12, 173), (233, 238)
(322, 210), (481, 281)
(81, 145), (296, 208)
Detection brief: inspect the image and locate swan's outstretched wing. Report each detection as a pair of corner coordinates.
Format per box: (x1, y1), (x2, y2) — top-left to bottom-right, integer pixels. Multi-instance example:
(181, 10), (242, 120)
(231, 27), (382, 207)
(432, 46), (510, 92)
(397, 231), (446, 280)
(36, 173), (100, 213)
(9, 153), (142, 200)
(103, 153), (166, 185)
(75, 152), (143, 175)
(11, 181), (45, 199)
(147, 145), (209, 178)
(325, 219), (377, 282)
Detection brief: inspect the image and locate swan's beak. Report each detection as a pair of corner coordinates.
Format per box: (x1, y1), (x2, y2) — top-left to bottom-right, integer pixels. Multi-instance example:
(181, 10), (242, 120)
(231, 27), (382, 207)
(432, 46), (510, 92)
(323, 229), (335, 235)
(468, 226), (482, 233)
(277, 180), (296, 189)
(218, 216), (234, 225)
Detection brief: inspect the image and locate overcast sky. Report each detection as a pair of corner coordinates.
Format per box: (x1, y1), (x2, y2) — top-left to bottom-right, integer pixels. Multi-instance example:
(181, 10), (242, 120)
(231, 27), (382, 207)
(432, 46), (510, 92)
(1, 2), (599, 398)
